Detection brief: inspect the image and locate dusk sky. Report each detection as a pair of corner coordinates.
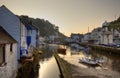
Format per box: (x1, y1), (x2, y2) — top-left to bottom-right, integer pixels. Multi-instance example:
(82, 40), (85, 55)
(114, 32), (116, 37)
(0, 0), (120, 36)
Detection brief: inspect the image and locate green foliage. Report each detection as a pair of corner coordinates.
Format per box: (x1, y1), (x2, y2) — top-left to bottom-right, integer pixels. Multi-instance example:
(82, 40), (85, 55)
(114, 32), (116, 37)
(108, 16), (120, 32)
(19, 15), (67, 39)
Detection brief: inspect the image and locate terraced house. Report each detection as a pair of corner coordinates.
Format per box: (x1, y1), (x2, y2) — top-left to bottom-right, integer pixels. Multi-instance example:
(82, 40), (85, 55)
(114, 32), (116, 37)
(0, 5), (40, 78)
(0, 26), (17, 78)
(0, 5), (21, 60)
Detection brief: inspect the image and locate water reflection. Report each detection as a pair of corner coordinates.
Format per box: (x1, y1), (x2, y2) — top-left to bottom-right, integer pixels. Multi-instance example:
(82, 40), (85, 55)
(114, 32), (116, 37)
(38, 44), (61, 78)
(39, 44), (59, 61)
(39, 56), (60, 78)
(91, 50), (120, 73)
(59, 46), (120, 73)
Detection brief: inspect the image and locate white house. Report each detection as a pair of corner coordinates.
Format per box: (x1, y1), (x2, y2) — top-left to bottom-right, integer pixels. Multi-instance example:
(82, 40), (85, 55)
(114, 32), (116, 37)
(82, 20), (119, 45)
(101, 21), (113, 44)
(70, 33), (83, 43)
(90, 27), (102, 44)
(20, 17), (39, 48)
(0, 5), (21, 60)
(113, 29), (120, 44)
(20, 21), (28, 57)
(0, 26), (17, 78)
(0, 5), (39, 59)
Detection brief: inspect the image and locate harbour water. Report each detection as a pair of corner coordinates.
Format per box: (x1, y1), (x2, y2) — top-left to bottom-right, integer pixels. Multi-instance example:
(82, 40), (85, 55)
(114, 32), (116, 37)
(38, 44), (120, 78)
(39, 56), (60, 78)
(38, 44), (61, 78)
(59, 46), (120, 78)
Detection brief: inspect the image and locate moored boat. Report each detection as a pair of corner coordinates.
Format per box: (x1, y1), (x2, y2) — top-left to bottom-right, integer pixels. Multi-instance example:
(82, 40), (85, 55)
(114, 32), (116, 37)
(79, 57), (99, 65)
(57, 48), (66, 55)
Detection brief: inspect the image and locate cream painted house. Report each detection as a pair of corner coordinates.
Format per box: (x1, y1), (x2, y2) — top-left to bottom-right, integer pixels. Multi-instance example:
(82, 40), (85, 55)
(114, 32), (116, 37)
(0, 26), (17, 78)
(113, 29), (120, 44)
(101, 21), (113, 44)
(20, 21), (28, 57)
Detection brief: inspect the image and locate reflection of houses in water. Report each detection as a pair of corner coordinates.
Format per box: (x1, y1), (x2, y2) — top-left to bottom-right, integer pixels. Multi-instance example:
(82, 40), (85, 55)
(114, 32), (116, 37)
(65, 47), (84, 57)
(91, 51), (120, 72)
(59, 46), (120, 73)
(70, 43), (85, 52)
(112, 59), (120, 72)
(102, 56), (119, 71)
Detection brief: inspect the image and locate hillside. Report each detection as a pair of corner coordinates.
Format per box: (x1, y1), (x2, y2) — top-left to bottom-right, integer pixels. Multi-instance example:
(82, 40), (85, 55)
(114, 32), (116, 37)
(19, 15), (67, 39)
(108, 17), (120, 32)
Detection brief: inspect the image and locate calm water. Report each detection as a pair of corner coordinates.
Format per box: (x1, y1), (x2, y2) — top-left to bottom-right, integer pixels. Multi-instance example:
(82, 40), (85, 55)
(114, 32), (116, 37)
(38, 44), (60, 78)
(38, 44), (120, 78)
(59, 46), (120, 73)
(39, 56), (60, 78)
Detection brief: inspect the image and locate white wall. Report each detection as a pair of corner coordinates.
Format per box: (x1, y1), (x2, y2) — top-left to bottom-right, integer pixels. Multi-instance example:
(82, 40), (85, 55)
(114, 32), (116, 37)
(31, 30), (37, 47)
(21, 22), (27, 49)
(0, 43), (18, 78)
(0, 6), (21, 59)
(102, 34), (113, 44)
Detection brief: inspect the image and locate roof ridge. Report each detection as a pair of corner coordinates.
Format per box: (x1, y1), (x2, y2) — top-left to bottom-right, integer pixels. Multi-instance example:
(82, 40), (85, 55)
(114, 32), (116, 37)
(0, 26), (17, 44)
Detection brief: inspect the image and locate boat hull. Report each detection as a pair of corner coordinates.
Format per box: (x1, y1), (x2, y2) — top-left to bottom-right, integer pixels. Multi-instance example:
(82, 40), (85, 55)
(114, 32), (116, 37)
(57, 48), (66, 55)
(79, 58), (99, 66)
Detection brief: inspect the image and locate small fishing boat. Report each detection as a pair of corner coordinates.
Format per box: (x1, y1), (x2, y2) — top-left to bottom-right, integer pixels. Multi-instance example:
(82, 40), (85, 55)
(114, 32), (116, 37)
(57, 48), (66, 55)
(79, 57), (99, 65)
(96, 58), (105, 63)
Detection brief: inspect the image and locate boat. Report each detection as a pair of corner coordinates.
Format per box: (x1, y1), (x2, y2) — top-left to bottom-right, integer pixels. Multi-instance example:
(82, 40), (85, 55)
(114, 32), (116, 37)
(57, 48), (66, 55)
(79, 57), (99, 65)
(96, 58), (105, 63)
(79, 57), (105, 66)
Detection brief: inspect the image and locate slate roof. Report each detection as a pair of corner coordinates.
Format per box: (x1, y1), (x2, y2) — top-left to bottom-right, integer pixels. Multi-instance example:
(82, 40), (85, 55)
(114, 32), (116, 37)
(0, 5), (21, 42)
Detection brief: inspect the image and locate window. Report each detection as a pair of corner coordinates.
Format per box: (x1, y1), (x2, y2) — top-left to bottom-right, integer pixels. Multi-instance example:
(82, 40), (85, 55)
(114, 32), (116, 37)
(10, 43), (13, 52)
(0, 45), (5, 66)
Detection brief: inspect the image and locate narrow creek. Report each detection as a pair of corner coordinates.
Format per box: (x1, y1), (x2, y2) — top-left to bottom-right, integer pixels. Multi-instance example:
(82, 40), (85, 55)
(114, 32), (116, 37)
(59, 46), (120, 78)
(38, 44), (120, 78)
(38, 44), (61, 78)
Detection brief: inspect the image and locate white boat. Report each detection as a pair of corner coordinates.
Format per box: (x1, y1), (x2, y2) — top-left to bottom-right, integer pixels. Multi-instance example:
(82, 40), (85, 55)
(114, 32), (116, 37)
(96, 58), (105, 63)
(79, 57), (98, 65)
(79, 57), (104, 65)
